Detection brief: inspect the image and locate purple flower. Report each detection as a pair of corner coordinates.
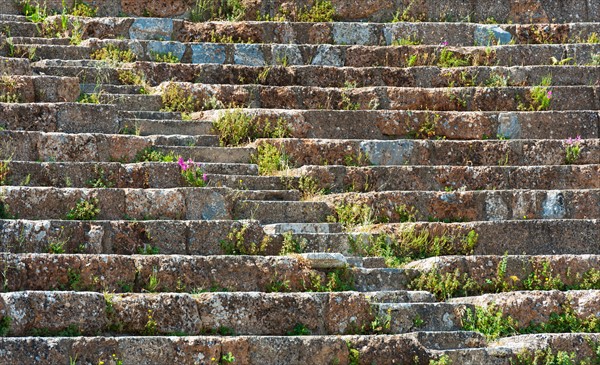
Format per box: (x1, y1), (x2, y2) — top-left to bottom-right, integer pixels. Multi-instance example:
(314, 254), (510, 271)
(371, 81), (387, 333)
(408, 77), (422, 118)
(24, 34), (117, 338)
(546, 90), (552, 99)
(576, 135), (582, 142)
(440, 41), (448, 46)
(566, 137), (573, 145)
(177, 157), (187, 170)
(202, 173), (208, 182)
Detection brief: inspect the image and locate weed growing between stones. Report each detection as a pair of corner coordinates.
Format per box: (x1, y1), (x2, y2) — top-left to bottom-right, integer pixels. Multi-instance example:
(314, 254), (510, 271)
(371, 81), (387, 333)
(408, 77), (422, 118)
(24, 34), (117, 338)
(213, 110), (291, 147)
(391, 0), (426, 22)
(0, 315), (11, 336)
(413, 255), (600, 301)
(142, 309), (158, 335)
(295, 175), (327, 200)
(287, 323), (311, 336)
(137, 244), (160, 255)
(485, 72), (510, 87)
(91, 45), (136, 65)
(511, 342), (600, 365)
(20, 0), (47, 22)
(0, 159), (10, 185)
(279, 231), (307, 255)
(87, 166), (115, 188)
(47, 230), (69, 254)
(589, 53), (600, 66)
(298, 0), (335, 22)
(134, 147), (178, 163)
(346, 342), (360, 365)
(77, 91), (102, 104)
(564, 136), (583, 164)
(266, 272), (291, 292)
(429, 355), (452, 365)
(31, 324), (81, 337)
(220, 224), (272, 255)
(391, 35), (422, 46)
(518, 75), (552, 111)
(190, 0), (245, 22)
(303, 267), (354, 292)
(117, 70), (150, 94)
(438, 48), (471, 68)
(351, 228), (478, 268)
(405, 112), (442, 139)
(66, 197), (100, 220)
(252, 143), (292, 175)
(220, 352), (236, 364)
(151, 51), (180, 64)
(178, 157), (207, 187)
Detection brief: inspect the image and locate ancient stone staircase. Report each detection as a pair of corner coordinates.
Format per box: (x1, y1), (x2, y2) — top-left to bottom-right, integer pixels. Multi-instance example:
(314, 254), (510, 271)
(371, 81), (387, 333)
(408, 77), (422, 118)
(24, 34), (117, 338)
(0, 0), (599, 364)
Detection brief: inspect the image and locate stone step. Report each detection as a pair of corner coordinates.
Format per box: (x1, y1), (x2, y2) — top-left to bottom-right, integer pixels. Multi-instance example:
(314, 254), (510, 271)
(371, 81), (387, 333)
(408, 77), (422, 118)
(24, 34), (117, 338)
(0, 56), (31, 75)
(0, 186), (301, 221)
(449, 290), (600, 331)
(9, 1), (599, 22)
(10, 43), (91, 61)
(405, 255), (600, 294)
(32, 61), (600, 88)
(490, 333), (600, 361)
(271, 138), (599, 166)
(206, 109), (600, 141)
(0, 15), (26, 22)
(142, 84), (600, 112)
(0, 75), (79, 102)
(9, 36), (71, 45)
(119, 118), (214, 136)
(96, 93), (163, 111)
(0, 20), (39, 38)
(80, 83), (145, 95)
(0, 333), (493, 364)
(364, 219), (600, 255)
(0, 130), (254, 163)
(73, 38), (600, 67)
(0, 253), (424, 294)
(1, 219), (597, 256)
(293, 164), (600, 192)
(0, 290), (453, 336)
(233, 200), (333, 223)
(317, 189), (600, 222)
(122, 110), (183, 120)
(373, 302), (473, 333)
(3, 161), (260, 188)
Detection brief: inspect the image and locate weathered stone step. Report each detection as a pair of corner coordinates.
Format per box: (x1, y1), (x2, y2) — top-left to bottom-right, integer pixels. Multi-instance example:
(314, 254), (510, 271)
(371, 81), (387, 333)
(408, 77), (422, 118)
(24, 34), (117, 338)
(0, 131), (254, 163)
(374, 302), (473, 333)
(405, 255), (600, 294)
(0, 20), (39, 38)
(0, 14), (26, 22)
(150, 84), (600, 112)
(0, 186), (300, 221)
(80, 83), (145, 95)
(9, 43), (90, 61)
(32, 61), (600, 88)
(365, 220), (600, 256)
(0, 75), (79, 102)
(490, 333), (600, 362)
(318, 189), (600, 222)
(9, 36), (71, 45)
(0, 253), (424, 294)
(6, 0), (598, 23)
(96, 93), (163, 111)
(0, 290), (452, 336)
(450, 290), (600, 331)
(1, 219), (596, 256)
(208, 109), (599, 140)
(0, 333), (493, 365)
(75, 38), (600, 67)
(122, 110), (183, 120)
(233, 200), (332, 223)
(293, 164), (600, 192)
(0, 56), (31, 75)
(119, 118), (214, 136)
(271, 138), (600, 166)
(4, 161), (260, 188)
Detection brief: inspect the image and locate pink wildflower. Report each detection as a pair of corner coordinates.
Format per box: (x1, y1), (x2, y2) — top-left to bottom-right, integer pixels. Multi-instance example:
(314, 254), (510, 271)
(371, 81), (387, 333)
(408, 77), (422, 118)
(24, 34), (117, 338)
(202, 173), (208, 182)
(177, 157), (187, 170)
(566, 137), (573, 145)
(440, 41), (448, 46)
(576, 135), (582, 142)
(546, 90), (552, 99)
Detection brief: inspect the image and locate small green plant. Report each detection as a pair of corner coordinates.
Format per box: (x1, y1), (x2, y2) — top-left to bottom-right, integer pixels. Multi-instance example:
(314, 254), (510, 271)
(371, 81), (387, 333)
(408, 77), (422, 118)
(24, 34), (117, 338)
(86, 166), (114, 188)
(0, 316), (11, 336)
(71, 1), (97, 17)
(67, 268), (82, 290)
(266, 272), (291, 293)
(295, 175), (325, 200)
(137, 244), (160, 255)
(298, 0), (335, 22)
(406, 112), (441, 139)
(564, 136), (583, 164)
(66, 197), (100, 220)
(161, 83), (197, 114)
(370, 307), (391, 334)
(21, 0), (48, 22)
(213, 110), (291, 147)
(134, 147), (178, 163)
(391, 35), (422, 46)
(252, 143), (291, 175)
(328, 202), (374, 230)
(340, 81), (360, 110)
(462, 305), (519, 340)
(484, 72), (510, 87)
(47, 235), (68, 254)
(304, 267), (354, 292)
(145, 269), (160, 292)
(287, 323), (311, 336)
(520, 75), (552, 111)
(430, 355), (452, 365)
(0, 160), (10, 185)
(142, 309), (158, 335)
(91, 45), (136, 64)
(152, 51), (180, 63)
(347, 342), (360, 365)
(391, 0), (425, 22)
(77, 92), (102, 104)
(590, 53), (600, 66)
(438, 48), (471, 68)
(189, 0), (245, 22)
(178, 157), (207, 187)
(220, 224), (271, 255)
(220, 352), (236, 364)
(279, 231), (307, 255)
(117, 70), (149, 94)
